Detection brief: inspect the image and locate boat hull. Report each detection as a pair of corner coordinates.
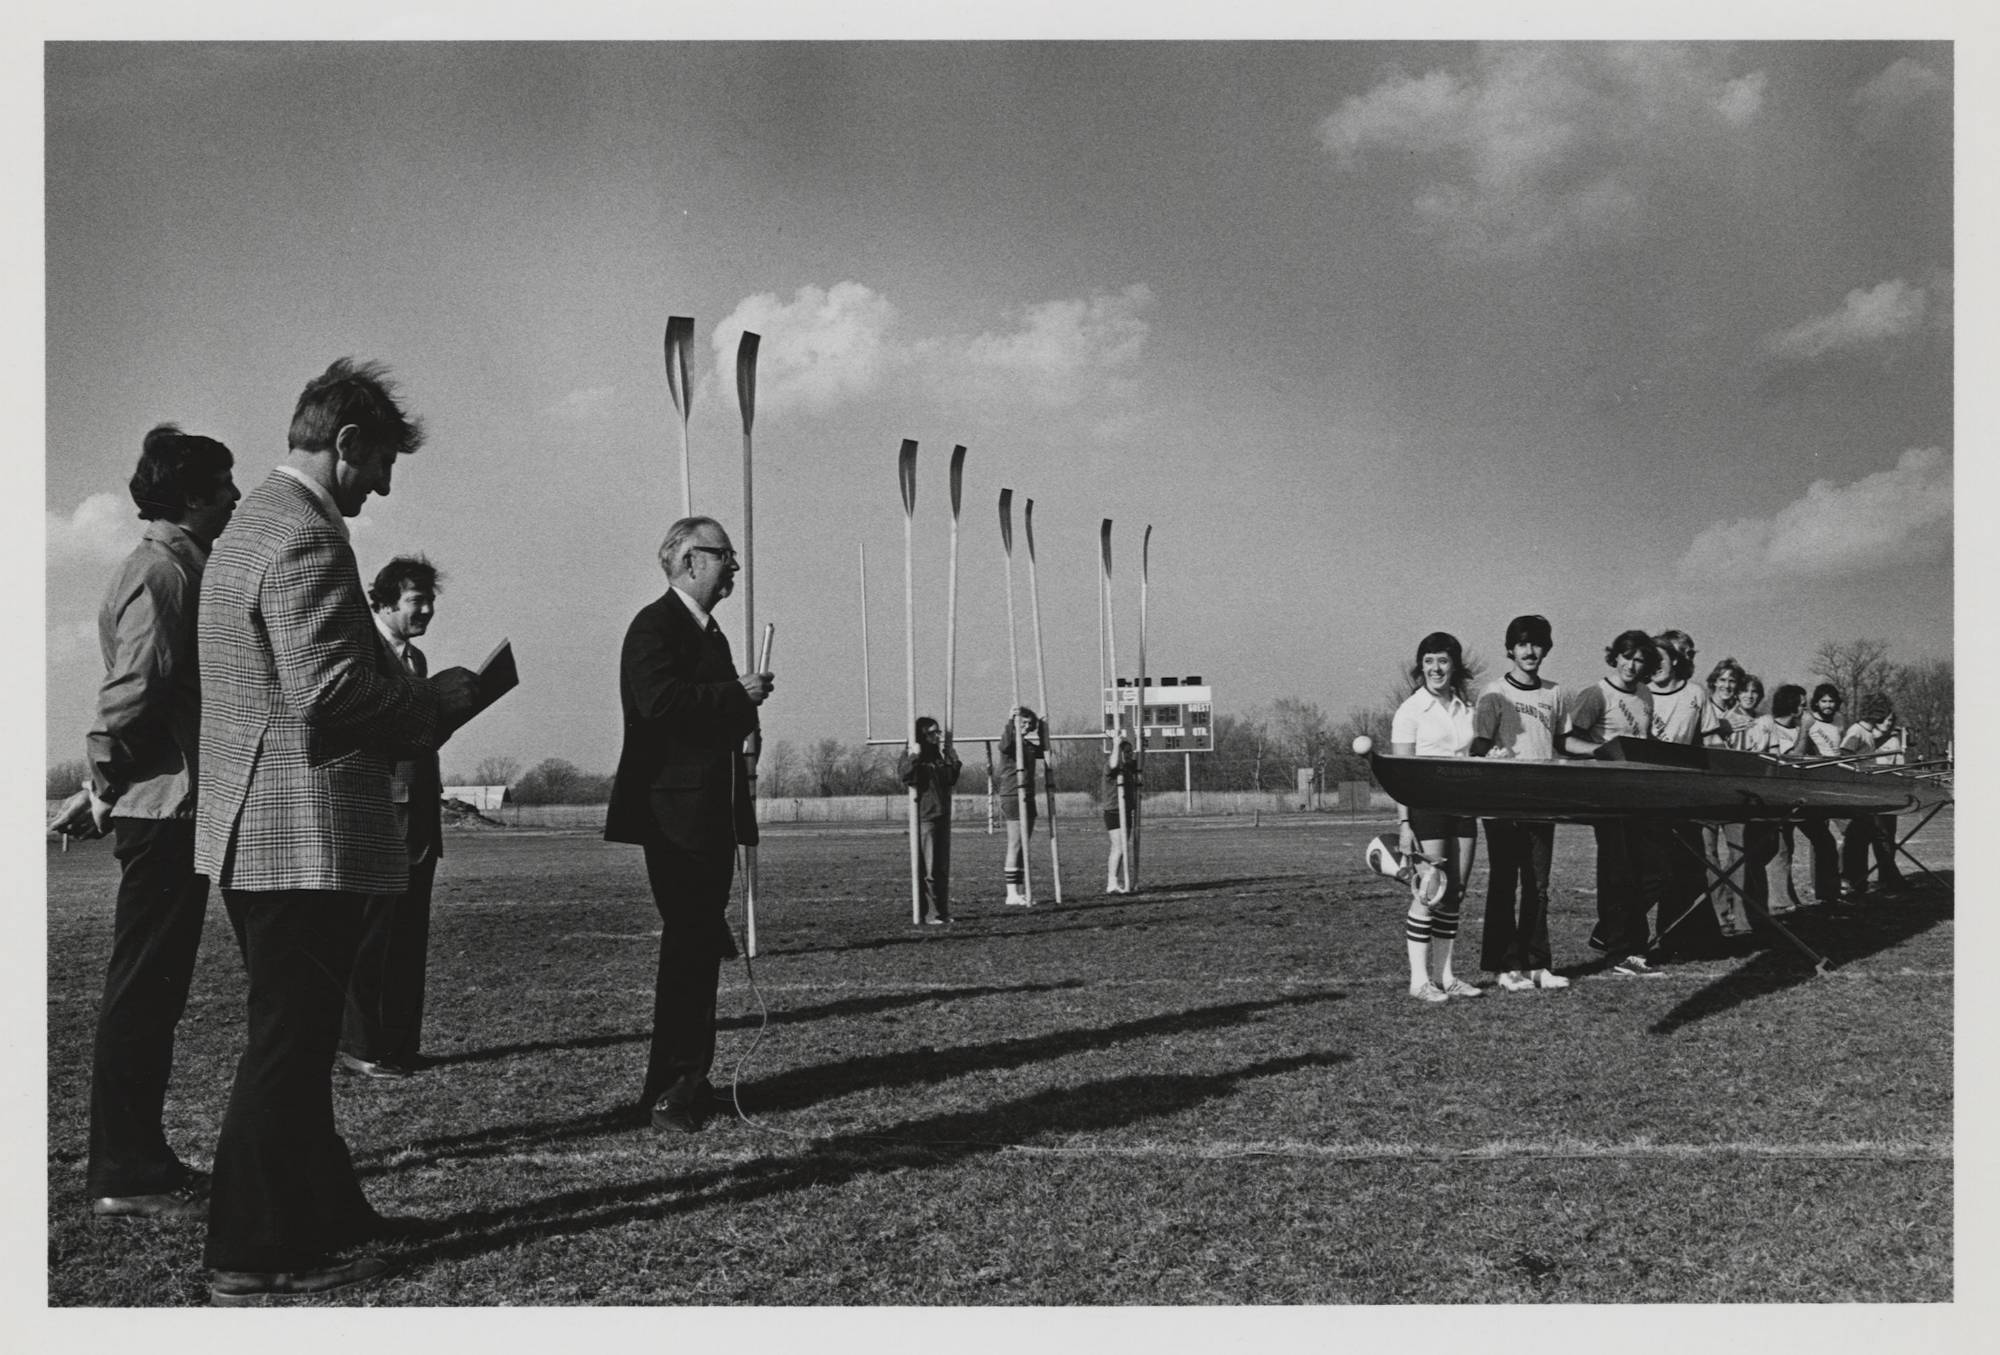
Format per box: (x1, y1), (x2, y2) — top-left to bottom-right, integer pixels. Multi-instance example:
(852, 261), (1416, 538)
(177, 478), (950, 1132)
(1369, 740), (1950, 823)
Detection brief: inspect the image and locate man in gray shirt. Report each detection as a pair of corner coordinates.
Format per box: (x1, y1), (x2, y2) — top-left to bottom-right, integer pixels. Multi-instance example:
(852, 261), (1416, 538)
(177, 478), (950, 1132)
(52, 424), (239, 1220)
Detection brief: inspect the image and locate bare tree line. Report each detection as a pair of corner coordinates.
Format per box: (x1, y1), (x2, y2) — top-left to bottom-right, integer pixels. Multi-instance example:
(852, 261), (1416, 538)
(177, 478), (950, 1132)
(43, 638), (1952, 805)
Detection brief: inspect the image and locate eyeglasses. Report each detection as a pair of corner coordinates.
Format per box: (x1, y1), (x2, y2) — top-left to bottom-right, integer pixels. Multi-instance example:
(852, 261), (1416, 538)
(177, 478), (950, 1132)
(687, 545), (739, 566)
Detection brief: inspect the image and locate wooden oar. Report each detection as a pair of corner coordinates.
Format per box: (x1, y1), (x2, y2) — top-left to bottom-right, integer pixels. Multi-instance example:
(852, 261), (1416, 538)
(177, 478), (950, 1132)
(999, 489), (1033, 903)
(900, 439), (921, 925)
(857, 543), (872, 743)
(943, 445), (967, 892)
(1101, 518), (1130, 891)
(1132, 523), (1151, 887)
(664, 315), (695, 516)
(944, 446), (966, 742)
(1024, 498), (1063, 903)
(736, 331), (762, 956)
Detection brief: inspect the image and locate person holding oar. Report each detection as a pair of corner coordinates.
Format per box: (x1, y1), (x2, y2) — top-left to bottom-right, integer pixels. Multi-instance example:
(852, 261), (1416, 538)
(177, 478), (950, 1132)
(1389, 631), (1482, 1002)
(998, 705), (1045, 906)
(1103, 738), (1140, 894)
(898, 716), (961, 924)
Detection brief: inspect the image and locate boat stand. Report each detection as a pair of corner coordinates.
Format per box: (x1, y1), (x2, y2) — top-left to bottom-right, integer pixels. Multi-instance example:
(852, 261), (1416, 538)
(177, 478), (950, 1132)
(1875, 802), (1948, 890)
(1653, 823), (1831, 975)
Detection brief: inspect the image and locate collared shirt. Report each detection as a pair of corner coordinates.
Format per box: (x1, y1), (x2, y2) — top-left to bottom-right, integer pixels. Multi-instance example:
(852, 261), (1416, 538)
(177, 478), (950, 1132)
(87, 519), (209, 817)
(274, 463), (349, 540)
(671, 583), (714, 634)
(373, 610), (415, 671)
(1391, 687), (1474, 758)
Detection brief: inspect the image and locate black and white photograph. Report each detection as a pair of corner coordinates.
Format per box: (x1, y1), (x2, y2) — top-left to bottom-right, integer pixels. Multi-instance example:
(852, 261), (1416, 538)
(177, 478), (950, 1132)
(19, 2), (1988, 1340)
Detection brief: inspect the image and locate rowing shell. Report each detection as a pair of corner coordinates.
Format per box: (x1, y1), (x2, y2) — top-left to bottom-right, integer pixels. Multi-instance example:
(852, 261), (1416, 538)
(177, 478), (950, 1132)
(1369, 738), (1951, 823)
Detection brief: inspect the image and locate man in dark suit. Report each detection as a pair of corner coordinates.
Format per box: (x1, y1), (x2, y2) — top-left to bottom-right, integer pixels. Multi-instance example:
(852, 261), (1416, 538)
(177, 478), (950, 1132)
(605, 516), (773, 1134)
(339, 555), (447, 1079)
(194, 359), (479, 1304)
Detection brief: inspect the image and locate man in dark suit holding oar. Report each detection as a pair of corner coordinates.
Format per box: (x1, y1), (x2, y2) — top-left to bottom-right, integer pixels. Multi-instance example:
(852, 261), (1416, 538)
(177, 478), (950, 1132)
(606, 516), (774, 1133)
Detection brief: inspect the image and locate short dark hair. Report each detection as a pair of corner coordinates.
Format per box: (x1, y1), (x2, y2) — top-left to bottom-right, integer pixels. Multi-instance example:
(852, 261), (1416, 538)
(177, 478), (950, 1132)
(369, 554), (442, 610)
(914, 716), (939, 740)
(1860, 692), (1893, 723)
(1604, 630), (1662, 681)
(288, 358), (425, 458)
(1409, 631), (1470, 701)
(128, 423), (233, 522)
(1504, 614), (1553, 650)
(1772, 684), (1806, 719)
(1811, 683), (1843, 709)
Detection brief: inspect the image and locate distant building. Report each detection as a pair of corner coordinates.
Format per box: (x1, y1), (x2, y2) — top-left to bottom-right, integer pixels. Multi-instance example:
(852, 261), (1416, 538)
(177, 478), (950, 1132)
(443, 785), (512, 811)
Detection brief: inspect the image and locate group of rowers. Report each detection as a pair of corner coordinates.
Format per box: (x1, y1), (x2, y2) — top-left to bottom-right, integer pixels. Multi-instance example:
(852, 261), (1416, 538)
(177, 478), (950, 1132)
(1389, 615), (1910, 1001)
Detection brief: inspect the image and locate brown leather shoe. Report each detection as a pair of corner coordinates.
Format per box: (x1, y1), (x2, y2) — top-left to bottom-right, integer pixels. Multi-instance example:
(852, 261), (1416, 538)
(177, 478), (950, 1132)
(91, 1185), (207, 1221)
(209, 1255), (391, 1305)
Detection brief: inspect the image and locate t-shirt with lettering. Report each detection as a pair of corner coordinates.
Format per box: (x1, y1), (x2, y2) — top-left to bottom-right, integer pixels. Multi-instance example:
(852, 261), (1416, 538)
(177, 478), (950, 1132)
(1570, 678), (1654, 744)
(1649, 679), (1717, 745)
(1472, 674), (1571, 760)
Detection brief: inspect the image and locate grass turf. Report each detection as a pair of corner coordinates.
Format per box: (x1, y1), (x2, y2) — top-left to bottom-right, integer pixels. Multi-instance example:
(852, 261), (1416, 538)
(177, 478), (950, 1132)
(46, 811), (1953, 1305)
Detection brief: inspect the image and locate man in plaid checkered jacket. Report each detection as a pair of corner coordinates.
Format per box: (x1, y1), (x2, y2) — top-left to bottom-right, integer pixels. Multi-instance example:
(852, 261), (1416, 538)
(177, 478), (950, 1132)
(193, 358), (481, 1305)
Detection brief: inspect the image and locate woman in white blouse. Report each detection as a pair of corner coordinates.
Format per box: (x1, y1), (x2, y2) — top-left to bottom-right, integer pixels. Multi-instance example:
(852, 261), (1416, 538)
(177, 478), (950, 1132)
(1389, 631), (1481, 1002)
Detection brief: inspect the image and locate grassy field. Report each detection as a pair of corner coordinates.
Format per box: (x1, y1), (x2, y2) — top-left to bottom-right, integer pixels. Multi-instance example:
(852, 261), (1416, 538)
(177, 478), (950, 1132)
(46, 809), (1954, 1306)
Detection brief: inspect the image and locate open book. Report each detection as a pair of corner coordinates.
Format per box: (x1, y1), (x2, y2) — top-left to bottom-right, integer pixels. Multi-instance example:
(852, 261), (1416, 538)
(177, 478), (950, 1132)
(474, 638), (519, 714)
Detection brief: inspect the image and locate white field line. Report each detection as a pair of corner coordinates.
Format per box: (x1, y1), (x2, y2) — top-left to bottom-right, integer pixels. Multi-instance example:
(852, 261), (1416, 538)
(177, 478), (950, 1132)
(458, 1136), (1950, 1169)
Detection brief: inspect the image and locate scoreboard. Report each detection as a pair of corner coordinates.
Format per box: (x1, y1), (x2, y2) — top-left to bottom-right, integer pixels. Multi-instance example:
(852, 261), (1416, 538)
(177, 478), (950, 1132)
(1104, 675), (1213, 754)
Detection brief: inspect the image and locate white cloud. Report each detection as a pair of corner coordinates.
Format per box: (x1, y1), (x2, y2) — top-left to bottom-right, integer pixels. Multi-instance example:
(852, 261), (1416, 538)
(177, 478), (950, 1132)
(1675, 447), (1951, 581)
(707, 281), (1153, 415)
(47, 492), (140, 566)
(1760, 279), (1930, 363)
(710, 282), (900, 416)
(546, 385), (616, 423)
(950, 285), (1154, 408)
(1854, 57), (1947, 143)
(1319, 44), (1766, 260)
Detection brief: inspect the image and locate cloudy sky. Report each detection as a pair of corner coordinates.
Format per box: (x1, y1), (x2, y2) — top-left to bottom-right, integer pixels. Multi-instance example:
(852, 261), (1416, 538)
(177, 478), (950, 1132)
(41, 36), (1955, 777)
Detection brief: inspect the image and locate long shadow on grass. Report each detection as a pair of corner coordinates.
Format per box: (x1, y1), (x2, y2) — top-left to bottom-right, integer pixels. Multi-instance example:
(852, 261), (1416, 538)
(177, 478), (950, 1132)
(392, 1048), (1352, 1271)
(1651, 871), (1954, 1035)
(422, 979), (1092, 1068)
(354, 989), (1343, 1176)
(774, 895), (1303, 955)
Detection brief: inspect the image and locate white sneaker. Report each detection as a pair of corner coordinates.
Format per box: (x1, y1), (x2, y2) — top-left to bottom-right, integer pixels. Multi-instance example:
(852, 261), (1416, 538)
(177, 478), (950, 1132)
(1409, 981), (1448, 1003)
(1441, 978), (1483, 999)
(1529, 968), (1570, 989)
(1494, 970), (1534, 992)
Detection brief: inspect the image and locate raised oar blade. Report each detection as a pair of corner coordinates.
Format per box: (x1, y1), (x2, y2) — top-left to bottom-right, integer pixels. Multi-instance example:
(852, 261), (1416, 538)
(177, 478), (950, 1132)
(998, 488), (1014, 556)
(664, 316), (694, 418)
(736, 331), (760, 429)
(1024, 498), (1038, 561)
(1100, 518), (1112, 577)
(898, 439), (918, 518)
(949, 444), (966, 518)
(1142, 523), (1151, 577)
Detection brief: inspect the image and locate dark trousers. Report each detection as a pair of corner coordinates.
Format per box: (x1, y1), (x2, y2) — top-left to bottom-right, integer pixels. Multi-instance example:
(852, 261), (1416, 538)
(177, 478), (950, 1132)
(341, 859), (437, 1065)
(1797, 818), (1842, 904)
(1479, 819), (1553, 973)
(1590, 821), (1652, 957)
(1841, 815), (1904, 890)
(917, 814), (952, 919)
(639, 841), (736, 1111)
(204, 890), (374, 1272)
(87, 818), (209, 1197)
